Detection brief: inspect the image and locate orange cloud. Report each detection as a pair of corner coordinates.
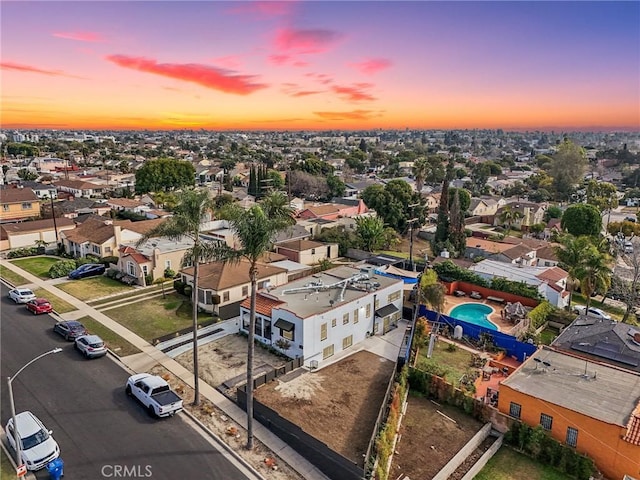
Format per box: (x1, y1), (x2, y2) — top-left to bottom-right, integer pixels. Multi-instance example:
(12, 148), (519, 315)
(281, 83), (322, 98)
(228, 1), (295, 17)
(53, 31), (104, 42)
(274, 27), (343, 54)
(331, 84), (376, 102)
(350, 58), (392, 75)
(105, 55), (267, 95)
(314, 110), (380, 121)
(1, 61), (77, 78)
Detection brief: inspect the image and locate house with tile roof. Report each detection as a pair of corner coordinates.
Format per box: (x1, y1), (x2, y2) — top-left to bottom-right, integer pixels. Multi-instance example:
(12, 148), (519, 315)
(54, 179), (105, 198)
(106, 198), (151, 214)
(497, 347), (640, 480)
(180, 259), (289, 320)
(0, 217), (75, 251)
(297, 199), (368, 221)
(238, 265), (404, 367)
(494, 201), (546, 231)
(0, 187), (41, 222)
(274, 239), (339, 266)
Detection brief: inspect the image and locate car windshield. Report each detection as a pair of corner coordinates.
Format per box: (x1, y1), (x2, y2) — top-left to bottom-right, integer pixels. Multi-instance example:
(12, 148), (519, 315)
(21, 428), (49, 450)
(90, 341), (104, 348)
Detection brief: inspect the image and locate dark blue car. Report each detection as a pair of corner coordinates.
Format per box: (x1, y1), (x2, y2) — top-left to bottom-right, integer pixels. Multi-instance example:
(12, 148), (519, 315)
(68, 263), (106, 279)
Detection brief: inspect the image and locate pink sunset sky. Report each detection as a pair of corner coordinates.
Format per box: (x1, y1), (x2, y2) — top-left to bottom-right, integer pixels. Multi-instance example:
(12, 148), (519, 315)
(1, 1), (639, 131)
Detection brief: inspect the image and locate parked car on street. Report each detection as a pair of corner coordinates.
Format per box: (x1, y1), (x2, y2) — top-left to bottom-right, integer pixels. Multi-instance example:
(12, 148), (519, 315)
(8, 288), (36, 304)
(68, 263), (106, 280)
(53, 320), (88, 341)
(125, 374), (183, 418)
(573, 305), (612, 320)
(5, 411), (60, 471)
(74, 334), (107, 358)
(26, 298), (53, 315)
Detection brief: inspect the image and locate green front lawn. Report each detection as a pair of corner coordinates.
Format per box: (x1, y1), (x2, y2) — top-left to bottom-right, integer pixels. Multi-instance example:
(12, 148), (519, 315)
(474, 446), (574, 480)
(104, 292), (210, 341)
(56, 277), (133, 301)
(416, 339), (475, 386)
(0, 264), (28, 286)
(539, 328), (559, 346)
(10, 256), (61, 279)
(76, 315), (141, 357)
(32, 288), (77, 314)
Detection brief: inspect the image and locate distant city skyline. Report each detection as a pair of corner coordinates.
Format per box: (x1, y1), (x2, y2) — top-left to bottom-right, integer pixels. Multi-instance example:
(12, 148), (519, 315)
(1, 1), (639, 132)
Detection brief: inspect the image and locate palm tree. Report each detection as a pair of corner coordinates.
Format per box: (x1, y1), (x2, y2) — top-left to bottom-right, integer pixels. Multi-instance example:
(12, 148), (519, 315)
(412, 156), (428, 193)
(555, 235), (593, 310)
(212, 191), (295, 450)
(498, 205), (523, 233)
(355, 216), (385, 252)
(136, 188), (216, 406)
(575, 249), (612, 311)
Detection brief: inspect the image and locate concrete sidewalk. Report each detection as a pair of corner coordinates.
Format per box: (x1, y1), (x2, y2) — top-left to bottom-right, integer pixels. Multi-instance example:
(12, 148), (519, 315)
(1, 261), (329, 480)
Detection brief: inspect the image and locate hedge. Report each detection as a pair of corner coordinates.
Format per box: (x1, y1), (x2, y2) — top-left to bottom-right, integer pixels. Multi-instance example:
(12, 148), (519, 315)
(528, 301), (554, 329)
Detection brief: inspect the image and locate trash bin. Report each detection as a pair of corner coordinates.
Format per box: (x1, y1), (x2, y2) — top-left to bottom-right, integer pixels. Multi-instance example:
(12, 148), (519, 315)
(46, 458), (64, 480)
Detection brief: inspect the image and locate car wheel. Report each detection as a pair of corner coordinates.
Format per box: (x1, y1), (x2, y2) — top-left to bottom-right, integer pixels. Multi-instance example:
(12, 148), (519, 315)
(65, 333), (70, 341)
(125, 385), (132, 396)
(148, 405), (156, 418)
(73, 342), (79, 350)
(83, 350), (89, 359)
(32, 309), (37, 315)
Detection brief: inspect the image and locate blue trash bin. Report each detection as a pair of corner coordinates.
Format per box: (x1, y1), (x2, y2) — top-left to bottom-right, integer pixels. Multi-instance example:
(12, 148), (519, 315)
(46, 457), (64, 480)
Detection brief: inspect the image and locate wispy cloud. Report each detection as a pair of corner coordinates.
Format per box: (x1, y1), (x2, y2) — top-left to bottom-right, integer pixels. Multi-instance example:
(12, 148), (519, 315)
(228, 1), (295, 17)
(105, 55), (267, 95)
(314, 110), (380, 121)
(281, 83), (321, 98)
(305, 72), (333, 85)
(53, 31), (104, 43)
(332, 83), (376, 102)
(350, 58), (392, 75)
(1, 61), (80, 78)
(274, 27), (343, 54)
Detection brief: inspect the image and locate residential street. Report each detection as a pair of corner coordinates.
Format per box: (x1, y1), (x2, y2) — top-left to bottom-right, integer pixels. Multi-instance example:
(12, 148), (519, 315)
(0, 282), (251, 480)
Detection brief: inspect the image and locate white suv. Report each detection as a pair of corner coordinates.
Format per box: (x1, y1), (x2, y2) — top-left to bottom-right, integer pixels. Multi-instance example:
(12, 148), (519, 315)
(5, 411), (60, 471)
(573, 305), (612, 320)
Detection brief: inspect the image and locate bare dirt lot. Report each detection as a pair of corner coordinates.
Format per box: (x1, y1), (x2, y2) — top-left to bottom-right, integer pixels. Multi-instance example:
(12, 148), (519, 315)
(175, 334), (287, 392)
(254, 350), (396, 466)
(391, 394), (484, 480)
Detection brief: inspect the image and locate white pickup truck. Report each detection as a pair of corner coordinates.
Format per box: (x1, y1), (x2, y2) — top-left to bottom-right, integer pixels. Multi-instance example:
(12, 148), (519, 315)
(125, 374), (183, 418)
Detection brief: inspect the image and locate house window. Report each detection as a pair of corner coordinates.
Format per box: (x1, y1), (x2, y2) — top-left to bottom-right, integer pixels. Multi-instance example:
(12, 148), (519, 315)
(311, 248), (316, 254)
(375, 298), (380, 310)
(21, 202), (32, 210)
(343, 313), (349, 325)
(92, 245), (101, 254)
(342, 335), (353, 349)
(165, 260), (172, 269)
(509, 402), (521, 419)
(365, 304), (371, 318)
(242, 286), (248, 296)
(282, 329), (294, 341)
(223, 291), (230, 302)
(353, 309), (359, 324)
(566, 427), (578, 447)
(331, 318), (336, 328)
(142, 265), (148, 276)
(540, 413), (553, 431)
(258, 280), (267, 289)
(320, 323), (327, 341)
(2, 204), (9, 212)
(323, 344), (334, 359)
(242, 314), (250, 330)
(127, 262), (136, 276)
(387, 290), (401, 303)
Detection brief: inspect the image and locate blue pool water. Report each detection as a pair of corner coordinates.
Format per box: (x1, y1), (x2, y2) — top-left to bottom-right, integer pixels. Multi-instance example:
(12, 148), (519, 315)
(449, 303), (498, 331)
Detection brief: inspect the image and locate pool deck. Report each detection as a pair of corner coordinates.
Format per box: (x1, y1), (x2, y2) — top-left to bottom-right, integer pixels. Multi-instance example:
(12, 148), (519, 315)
(444, 294), (513, 332)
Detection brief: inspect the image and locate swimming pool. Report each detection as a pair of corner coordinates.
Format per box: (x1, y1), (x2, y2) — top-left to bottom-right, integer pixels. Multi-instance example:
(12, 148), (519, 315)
(449, 303), (498, 330)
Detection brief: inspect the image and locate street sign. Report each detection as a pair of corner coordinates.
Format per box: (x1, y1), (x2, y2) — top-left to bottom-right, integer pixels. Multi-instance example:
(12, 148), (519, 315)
(16, 464), (27, 477)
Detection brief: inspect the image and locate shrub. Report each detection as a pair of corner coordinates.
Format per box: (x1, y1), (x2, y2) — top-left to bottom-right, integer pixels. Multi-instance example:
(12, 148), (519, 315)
(433, 260), (489, 287)
(100, 256), (119, 266)
(183, 285), (192, 298)
(173, 279), (185, 295)
(144, 274), (153, 286)
(49, 260), (78, 278)
(75, 256), (100, 267)
(7, 247), (39, 258)
(164, 268), (176, 279)
(528, 301), (554, 329)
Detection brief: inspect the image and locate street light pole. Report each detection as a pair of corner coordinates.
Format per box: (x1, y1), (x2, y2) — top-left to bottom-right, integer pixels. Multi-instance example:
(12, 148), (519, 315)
(49, 195), (59, 245)
(7, 348), (62, 470)
(408, 202), (421, 272)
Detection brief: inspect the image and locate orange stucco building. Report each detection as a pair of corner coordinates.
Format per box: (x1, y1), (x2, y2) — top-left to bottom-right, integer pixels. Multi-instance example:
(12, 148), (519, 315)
(498, 347), (640, 480)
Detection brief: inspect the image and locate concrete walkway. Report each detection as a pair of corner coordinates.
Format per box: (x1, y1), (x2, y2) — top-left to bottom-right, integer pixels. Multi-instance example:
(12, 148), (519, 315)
(1, 261), (329, 480)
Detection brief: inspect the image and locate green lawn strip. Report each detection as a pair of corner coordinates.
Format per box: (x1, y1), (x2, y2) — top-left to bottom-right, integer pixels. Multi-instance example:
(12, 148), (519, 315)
(1, 448), (16, 480)
(88, 284), (168, 306)
(416, 340), (474, 385)
(31, 288), (77, 314)
(376, 250), (408, 259)
(539, 328), (558, 346)
(103, 292), (210, 342)
(56, 277), (133, 301)
(10, 256), (60, 279)
(0, 264), (28, 286)
(474, 446), (574, 480)
(76, 315), (141, 357)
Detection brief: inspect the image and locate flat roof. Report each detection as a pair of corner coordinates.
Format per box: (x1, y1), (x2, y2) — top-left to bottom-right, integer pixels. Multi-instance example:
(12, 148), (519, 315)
(266, 265), (403, 319)
(502, 347), (640, 426)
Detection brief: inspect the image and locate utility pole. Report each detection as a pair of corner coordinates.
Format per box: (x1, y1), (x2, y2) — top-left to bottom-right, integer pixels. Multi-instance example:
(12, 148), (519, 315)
(50, 194), (59, 245)
(408, 202), (421, 271)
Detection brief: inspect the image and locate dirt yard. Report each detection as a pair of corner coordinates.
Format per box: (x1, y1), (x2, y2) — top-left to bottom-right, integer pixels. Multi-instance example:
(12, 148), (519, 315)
(174, 334), (287, 392)
(391, 394), (484, 480)
(254, 350), (396, 466)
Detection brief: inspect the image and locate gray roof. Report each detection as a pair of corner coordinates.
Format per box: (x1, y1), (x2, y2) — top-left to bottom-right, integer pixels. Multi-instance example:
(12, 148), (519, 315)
(552, 317), (640, 372)
(273, 224), (311, 244)
(501, 347), (640, 426)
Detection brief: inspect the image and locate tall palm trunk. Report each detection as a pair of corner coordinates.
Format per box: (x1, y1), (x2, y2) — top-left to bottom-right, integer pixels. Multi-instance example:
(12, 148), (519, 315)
(192, 256), (200, 406)
(246, 265), (257, 450)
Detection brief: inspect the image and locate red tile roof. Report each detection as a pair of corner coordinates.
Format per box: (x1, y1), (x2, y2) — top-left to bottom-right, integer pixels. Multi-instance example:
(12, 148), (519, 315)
(240, 294), (286, 316)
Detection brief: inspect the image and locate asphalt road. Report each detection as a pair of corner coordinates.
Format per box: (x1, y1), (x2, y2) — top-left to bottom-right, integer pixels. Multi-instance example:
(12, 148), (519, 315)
(0, 282), (251, 480)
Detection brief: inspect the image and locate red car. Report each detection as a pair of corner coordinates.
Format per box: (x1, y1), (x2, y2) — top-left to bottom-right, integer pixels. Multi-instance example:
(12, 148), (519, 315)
(26, 298), (53, 315)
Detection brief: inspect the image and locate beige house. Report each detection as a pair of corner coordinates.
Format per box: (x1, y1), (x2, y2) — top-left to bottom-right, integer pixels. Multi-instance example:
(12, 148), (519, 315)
(180, 259), (289, 319)
(274, 239), (339, 266)
(469, 197), (500, 216)
(0, 217), (76, 251)
(0, 188), (41, 222)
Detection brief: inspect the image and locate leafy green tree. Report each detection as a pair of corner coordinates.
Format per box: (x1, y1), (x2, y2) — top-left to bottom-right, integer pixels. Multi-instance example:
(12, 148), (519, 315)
(448, 188), (471, 214)
(434, 158), (455, 252)
(361, 180), (420, 232)
(17, 168), (38, 181)
(448, 189), (467, 257)
(266, 170), (285, 190)
(561, 204), (601, 237)
(549, 140), (587, 201)
(212, 192), (295, 450)
(355, 216), (385, 252)
(117, 160), (132, 174)
(419, 270), (446, 321)
(136, 189), (217, 406)
(326, 174), (345, 198)
(544, 205), (563, 222)
(499, 205), (524, 232)
(585, 180), (618, 213)
(135, 158), (195, 194)
(315, 226), (358, 256)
